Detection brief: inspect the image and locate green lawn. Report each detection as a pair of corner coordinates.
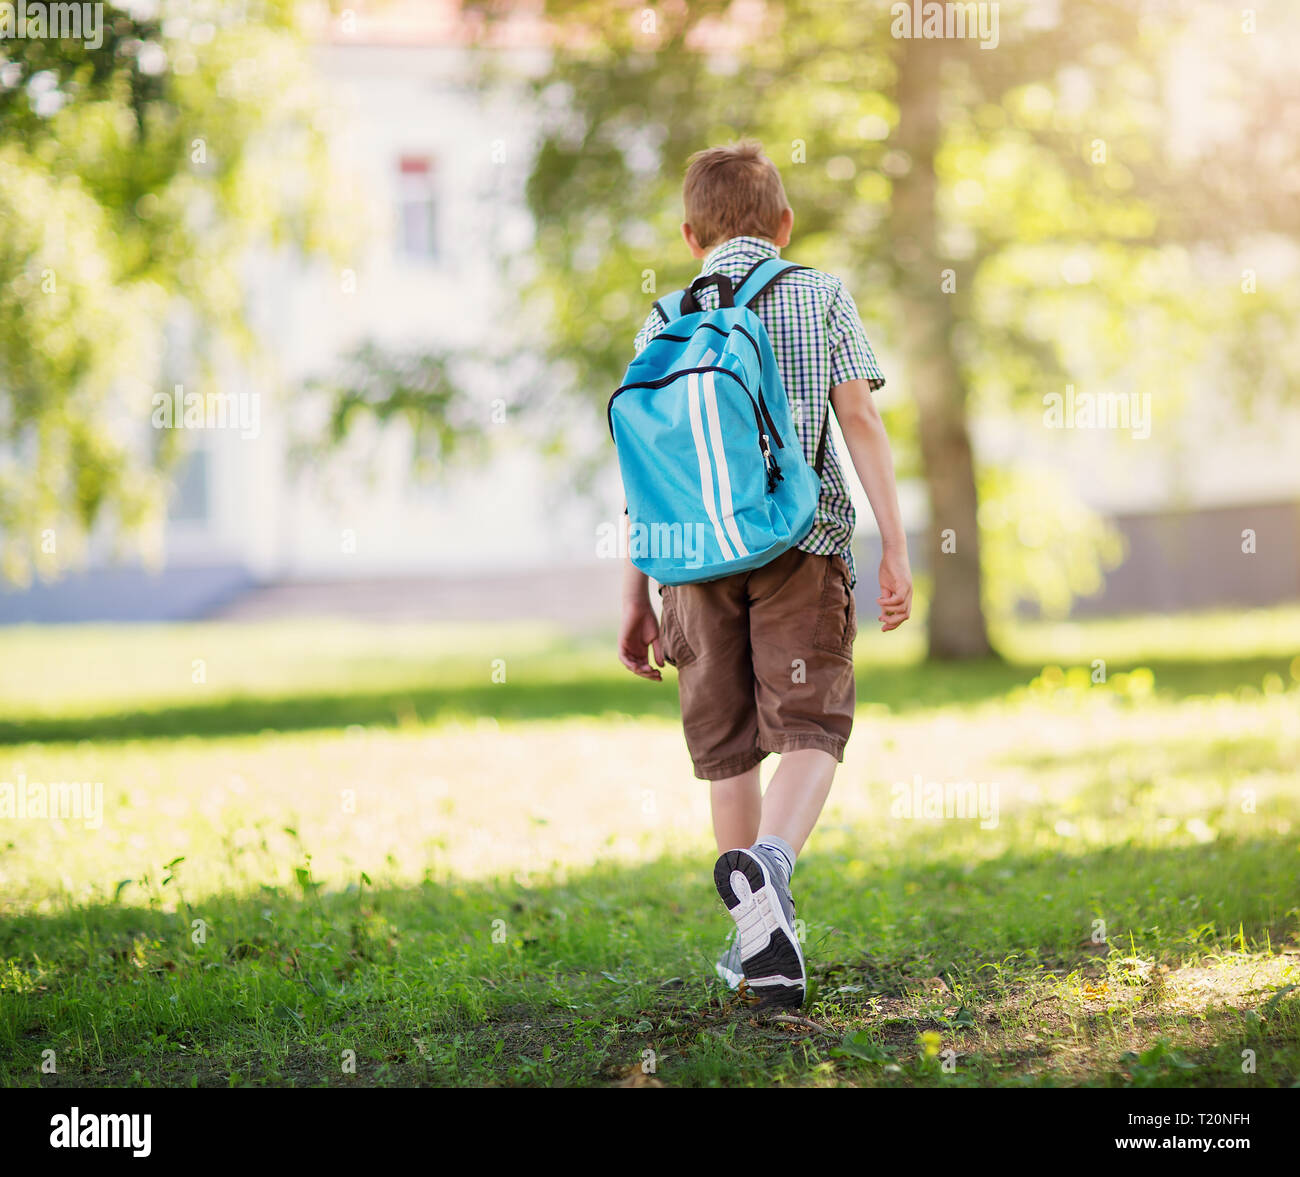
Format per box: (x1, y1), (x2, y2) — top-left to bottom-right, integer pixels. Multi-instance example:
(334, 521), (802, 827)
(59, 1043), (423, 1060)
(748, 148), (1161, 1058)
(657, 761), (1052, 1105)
(1, 609), (1298, 1087)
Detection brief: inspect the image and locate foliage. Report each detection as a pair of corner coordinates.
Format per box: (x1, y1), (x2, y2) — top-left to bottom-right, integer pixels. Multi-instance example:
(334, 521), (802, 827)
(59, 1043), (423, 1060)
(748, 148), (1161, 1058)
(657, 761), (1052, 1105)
(978, 464), (1126, 623)
(0, 1), (346, 583)
(467, 0), (1300, 627)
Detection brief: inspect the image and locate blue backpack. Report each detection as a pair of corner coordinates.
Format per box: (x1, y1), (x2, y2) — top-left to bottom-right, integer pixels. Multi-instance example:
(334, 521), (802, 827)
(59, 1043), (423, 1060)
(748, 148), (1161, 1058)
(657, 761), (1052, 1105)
(608, 257), (826, 585)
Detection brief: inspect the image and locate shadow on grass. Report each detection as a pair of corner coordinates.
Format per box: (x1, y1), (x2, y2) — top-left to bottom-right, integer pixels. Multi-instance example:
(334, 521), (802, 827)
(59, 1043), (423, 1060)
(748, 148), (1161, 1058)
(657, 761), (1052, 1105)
(2, 836), (1298, 1087)
(2, 653), (1292, 746)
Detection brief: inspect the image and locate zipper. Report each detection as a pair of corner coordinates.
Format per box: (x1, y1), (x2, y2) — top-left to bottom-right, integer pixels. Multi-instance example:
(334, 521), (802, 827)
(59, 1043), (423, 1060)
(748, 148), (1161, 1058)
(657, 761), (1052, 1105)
(609, 363), (783, 450)
(630, 326), (785, 449)
(609, 364), (759, 436)
(608, 364), (783, 495)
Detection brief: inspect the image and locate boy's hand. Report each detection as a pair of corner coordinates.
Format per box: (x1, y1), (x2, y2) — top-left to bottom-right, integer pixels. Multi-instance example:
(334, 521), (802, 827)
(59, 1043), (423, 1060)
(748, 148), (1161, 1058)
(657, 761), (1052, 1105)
(876, 546), (913, 631)
(618, 600), (666, 680)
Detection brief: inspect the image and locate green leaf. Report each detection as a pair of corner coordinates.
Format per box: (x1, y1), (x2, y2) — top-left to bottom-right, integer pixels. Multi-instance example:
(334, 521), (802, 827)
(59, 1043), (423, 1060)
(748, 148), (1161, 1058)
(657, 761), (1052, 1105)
(1262, 984), (1298, 1019)
(830, 1030), (893, 1063)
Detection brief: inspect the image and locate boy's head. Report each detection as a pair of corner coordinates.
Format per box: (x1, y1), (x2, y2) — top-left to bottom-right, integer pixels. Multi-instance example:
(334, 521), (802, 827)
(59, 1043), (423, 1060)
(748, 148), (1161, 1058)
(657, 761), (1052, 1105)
(681, 139), (793, 258)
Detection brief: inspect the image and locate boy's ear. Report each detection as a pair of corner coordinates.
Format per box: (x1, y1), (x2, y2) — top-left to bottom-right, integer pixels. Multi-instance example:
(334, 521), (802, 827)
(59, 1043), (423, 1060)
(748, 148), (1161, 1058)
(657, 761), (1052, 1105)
(681, 222), (709, 259)
(773, 207), (794, 248)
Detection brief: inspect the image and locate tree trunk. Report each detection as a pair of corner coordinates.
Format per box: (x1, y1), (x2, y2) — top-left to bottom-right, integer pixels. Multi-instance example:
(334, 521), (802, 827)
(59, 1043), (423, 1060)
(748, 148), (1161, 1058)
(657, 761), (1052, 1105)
(891, 37), (994, 660)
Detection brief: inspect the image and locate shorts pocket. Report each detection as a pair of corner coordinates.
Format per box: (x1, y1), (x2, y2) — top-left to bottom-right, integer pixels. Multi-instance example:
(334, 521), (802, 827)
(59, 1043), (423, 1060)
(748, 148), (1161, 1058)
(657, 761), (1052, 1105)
(660, 587), (698, 668)
(812, 556), (857, 660)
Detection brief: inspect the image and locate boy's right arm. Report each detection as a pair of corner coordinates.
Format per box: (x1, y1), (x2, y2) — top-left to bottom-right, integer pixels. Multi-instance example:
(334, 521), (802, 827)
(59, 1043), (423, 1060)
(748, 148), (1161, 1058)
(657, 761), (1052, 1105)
(616, 306), (670, 679)
(618, 560), (665, 680)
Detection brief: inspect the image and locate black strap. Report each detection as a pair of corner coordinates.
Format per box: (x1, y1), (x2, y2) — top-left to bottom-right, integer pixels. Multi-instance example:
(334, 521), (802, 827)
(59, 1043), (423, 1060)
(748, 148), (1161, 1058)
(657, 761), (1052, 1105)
(813, 412), (829, 478)
(679, 272), (735, 314)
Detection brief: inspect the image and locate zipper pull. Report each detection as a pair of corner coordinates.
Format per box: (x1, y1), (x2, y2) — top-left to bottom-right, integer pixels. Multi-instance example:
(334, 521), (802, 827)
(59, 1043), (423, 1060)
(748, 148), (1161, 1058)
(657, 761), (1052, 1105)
(761, 435), (784, 493)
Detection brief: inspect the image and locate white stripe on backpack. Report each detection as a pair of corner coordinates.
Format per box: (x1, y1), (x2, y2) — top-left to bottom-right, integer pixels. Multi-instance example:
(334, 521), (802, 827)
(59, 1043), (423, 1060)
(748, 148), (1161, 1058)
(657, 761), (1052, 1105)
(687, 372), (734, 561)
(702, 371), (749, 558)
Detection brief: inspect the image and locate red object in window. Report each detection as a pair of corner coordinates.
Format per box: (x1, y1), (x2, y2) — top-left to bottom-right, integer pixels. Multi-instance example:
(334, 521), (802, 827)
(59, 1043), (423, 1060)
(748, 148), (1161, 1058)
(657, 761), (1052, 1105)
(399, 155), (432, 175)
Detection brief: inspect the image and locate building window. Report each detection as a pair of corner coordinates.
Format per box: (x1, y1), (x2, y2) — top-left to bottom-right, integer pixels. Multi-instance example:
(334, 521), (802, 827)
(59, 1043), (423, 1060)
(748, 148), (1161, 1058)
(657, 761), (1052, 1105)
(396, 155), (438, 261)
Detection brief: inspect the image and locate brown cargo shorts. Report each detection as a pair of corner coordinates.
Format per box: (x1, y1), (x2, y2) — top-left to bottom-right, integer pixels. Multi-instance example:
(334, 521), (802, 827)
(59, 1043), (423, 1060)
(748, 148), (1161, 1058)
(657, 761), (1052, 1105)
(658, 546), (857, 780)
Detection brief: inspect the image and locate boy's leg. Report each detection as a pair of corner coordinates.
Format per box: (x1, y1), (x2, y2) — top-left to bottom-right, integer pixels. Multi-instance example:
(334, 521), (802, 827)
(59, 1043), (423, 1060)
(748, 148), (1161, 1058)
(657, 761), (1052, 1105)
(710, 765), (761, 991)
(713, 750), (834, 1007)
(710, 765), (761, 852)
(750, 548), (856, 858)
(662, 577), (763, 991)
(757, 748), (838, 855)
(713, 551), (855, 1006)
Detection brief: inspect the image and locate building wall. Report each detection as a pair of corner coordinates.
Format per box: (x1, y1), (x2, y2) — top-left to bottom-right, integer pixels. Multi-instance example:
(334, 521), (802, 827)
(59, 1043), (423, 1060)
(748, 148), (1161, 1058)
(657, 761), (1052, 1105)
(160, 40), (551, 581)
(1070, 500), (1300, 617)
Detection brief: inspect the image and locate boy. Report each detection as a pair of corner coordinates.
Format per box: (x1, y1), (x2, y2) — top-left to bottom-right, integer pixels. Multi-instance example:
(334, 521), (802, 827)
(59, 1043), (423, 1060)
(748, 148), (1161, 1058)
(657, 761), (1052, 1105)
(617, 140), (912, 1008)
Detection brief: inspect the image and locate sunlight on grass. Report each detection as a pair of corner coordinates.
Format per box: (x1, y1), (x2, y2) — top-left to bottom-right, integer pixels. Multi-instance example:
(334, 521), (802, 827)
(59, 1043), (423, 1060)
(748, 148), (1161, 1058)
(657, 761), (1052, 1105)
(2, 615), (1296, 904)
(995, 605), (1300, 666)
(1, 609), (1298, 1087)
(0, 620), (563, 717)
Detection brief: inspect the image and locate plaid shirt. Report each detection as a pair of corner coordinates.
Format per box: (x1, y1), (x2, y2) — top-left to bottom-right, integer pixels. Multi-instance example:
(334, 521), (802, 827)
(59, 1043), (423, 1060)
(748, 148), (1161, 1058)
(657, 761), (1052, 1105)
(633, 236), (885, 585)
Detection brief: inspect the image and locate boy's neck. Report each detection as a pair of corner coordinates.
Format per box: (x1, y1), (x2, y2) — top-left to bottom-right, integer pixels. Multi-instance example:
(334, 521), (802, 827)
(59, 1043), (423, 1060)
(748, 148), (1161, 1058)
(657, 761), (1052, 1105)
(703, 235), (781, 266)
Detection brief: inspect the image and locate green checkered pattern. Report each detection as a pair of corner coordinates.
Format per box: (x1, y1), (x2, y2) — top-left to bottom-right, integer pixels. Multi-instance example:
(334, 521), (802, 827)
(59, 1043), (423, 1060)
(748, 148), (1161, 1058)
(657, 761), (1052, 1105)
(633, 236), (885, 585)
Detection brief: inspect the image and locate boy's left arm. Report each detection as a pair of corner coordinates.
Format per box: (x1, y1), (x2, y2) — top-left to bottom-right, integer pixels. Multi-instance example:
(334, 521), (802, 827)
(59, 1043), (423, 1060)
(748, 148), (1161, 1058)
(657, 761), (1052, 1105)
(824, 279), (912, 631)
(831, 379), (913, 632)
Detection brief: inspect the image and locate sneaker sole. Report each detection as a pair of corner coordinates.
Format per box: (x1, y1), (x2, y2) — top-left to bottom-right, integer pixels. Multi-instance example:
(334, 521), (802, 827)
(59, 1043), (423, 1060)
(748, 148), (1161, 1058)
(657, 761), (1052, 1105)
(713, 849), (805, 1008)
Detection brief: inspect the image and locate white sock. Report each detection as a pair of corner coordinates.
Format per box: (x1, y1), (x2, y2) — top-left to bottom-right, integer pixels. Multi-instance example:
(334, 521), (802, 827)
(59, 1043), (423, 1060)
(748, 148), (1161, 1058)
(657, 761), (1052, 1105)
(753, 835), (796, 880)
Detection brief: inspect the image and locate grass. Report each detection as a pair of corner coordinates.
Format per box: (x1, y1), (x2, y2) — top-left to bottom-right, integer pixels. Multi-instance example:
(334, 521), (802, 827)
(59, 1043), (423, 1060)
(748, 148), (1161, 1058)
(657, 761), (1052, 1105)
(1, 608), (1298, 1087)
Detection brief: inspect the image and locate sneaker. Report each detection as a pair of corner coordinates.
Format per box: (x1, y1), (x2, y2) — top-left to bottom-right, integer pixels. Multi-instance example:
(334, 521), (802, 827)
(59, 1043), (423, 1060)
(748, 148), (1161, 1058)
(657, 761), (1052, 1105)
(713, 846), (805, 1008)
(714, 931), (744, 990)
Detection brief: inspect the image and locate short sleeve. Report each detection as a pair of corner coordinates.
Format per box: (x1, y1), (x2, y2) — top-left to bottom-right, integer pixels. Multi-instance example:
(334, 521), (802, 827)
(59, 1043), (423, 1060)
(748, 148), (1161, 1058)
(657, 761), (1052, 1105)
(633, 305), (666, 356)
(827, 279), (885, 390)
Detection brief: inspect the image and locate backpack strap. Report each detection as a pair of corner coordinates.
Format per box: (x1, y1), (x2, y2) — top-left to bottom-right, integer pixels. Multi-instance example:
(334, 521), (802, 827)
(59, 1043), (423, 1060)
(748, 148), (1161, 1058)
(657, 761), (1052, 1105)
(656, 259), (803, 321)
(733, 257), (807, 308)
(650, 257), (830, 476)
(658, 272), (740, 322)
(653, 291), (688, 324)
(734, 257), (828, 475)
(680, 272), (736, 314)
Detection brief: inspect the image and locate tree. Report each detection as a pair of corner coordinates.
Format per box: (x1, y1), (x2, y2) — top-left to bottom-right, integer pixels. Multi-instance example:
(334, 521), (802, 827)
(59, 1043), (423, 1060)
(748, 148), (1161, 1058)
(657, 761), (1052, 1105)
(468, 0), (1300, 658)
(0, 1), (344, 583)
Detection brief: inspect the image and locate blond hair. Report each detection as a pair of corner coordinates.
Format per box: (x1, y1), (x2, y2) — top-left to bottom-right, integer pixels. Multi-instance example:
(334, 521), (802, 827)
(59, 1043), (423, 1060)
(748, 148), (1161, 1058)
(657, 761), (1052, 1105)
(683, 139), (789, 249)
